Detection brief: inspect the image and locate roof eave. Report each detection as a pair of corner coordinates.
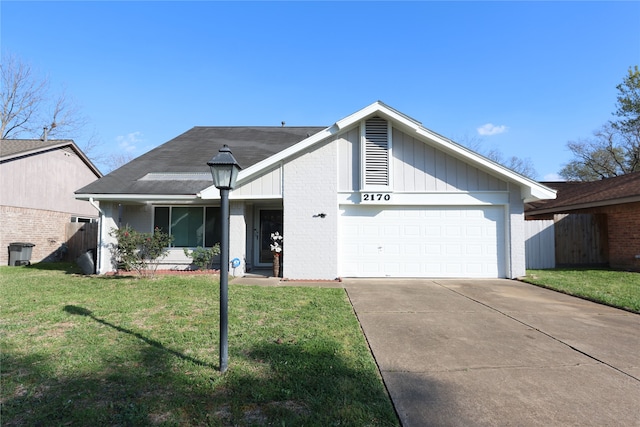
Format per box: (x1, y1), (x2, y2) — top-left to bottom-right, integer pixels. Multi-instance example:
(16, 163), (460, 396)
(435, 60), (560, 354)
(75, 193), (199, 203)
(413, 127), (557, 202)
(199, 124), (337, 199)
(198, 101), (557, 203)
(527, 195), (640, 216)
(1, 140), (103, 178)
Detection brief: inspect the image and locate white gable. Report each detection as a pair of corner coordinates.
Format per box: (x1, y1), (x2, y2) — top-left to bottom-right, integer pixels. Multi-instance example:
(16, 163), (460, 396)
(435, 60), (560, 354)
(200, 101), (556, 203)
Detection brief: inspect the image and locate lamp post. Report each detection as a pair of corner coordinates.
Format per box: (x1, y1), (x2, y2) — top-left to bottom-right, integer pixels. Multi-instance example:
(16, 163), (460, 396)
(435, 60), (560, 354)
(207, 145), (241, 373)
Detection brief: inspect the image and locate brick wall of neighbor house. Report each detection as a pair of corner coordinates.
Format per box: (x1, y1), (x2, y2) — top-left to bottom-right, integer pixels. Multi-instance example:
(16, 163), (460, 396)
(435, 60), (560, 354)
(0, 205), (71, 265)
(283, 140), (338, 280)
(603, 201), (640, 271)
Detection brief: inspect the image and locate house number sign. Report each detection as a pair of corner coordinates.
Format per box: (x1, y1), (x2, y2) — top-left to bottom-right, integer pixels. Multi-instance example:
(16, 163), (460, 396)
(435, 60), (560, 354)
(361, 193), (392, 203)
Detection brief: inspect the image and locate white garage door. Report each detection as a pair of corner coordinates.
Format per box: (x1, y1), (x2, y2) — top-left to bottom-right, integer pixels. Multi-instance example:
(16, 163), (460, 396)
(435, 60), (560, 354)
(339, 205), (506, 278)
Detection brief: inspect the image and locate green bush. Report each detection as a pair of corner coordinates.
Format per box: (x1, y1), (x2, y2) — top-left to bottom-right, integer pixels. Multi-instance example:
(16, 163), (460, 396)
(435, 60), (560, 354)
(183, 245), (220, 270)
(110, 226), (173, 277)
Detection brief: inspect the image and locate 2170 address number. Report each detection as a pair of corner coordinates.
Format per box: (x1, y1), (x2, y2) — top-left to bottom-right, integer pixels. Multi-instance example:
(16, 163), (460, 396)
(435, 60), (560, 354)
(361, 193), (391, 202)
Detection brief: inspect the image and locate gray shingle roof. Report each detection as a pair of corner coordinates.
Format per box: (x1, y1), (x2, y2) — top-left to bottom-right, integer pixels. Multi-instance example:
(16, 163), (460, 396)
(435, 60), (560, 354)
(76, 126), (325, 195)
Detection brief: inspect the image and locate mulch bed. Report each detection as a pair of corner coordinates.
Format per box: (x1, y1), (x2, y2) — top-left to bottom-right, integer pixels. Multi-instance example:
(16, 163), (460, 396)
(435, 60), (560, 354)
(106, 269), (220, 276)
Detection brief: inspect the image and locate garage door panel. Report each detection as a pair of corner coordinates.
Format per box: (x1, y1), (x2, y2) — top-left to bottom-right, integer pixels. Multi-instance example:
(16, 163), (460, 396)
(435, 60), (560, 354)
(425, 244), (442, 255)
(362, 262), (382, 274)
(425, 226), (442, 237)
(339, 205), (505, 278)
(466, 225), (482, 237)
(445, 226), (461, 237)
(363, 225), (379, 235)
(403, 225), (420, 236)
(446, 264), (462, 274)
(405, 243), (421, 254)
(362, 244), (381, 256)
(385, 244), (401, 255)
(466, 263), (483, 274)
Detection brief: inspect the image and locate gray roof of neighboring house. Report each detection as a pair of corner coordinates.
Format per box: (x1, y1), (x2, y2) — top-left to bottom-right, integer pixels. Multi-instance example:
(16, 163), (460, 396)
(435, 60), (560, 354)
(1, 138), (102, 177)
(76, 126), (325, 196)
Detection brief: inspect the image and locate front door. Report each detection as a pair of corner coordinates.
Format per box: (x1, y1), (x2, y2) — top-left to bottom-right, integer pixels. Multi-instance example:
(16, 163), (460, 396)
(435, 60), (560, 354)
(255, 209), (283, 266)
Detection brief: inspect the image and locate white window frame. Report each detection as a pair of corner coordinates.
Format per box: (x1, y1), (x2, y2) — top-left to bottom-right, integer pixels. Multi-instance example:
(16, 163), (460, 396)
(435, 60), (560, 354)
(153, 205), (220, 248)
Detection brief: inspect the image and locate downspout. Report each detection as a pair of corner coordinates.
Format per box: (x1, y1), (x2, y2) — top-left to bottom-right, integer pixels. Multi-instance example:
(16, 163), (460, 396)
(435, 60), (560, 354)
(89, 197), (105, 274)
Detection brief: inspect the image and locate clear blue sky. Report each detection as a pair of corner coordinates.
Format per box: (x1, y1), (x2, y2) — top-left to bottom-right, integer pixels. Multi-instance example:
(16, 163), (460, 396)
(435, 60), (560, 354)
(2, 1), (639, 179)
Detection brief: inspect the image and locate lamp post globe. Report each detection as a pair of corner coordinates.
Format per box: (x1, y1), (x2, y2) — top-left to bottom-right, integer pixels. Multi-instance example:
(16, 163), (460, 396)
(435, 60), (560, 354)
(207, 144), (241, 190)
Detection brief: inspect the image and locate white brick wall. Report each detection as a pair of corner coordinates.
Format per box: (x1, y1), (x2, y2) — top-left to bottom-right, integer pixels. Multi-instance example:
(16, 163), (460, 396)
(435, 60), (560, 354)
(508, 184), (526, 278)
(229, 201), (246, 276)
(97, 202), (118, 274)
(283, 141), (338, 280)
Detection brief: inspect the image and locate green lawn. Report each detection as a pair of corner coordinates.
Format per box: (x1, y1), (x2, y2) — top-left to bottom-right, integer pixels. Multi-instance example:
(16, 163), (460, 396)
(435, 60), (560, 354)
(522, 268), (640, 313)
(0, 263), (398, 426)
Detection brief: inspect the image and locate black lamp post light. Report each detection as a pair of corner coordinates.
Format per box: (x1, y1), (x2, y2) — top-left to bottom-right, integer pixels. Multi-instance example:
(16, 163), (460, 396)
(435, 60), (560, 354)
(207, 144), (241, 373)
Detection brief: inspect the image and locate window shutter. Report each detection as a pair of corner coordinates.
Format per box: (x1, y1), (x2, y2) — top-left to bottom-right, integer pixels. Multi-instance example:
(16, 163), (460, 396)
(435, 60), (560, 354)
(364, 117), (389, 186)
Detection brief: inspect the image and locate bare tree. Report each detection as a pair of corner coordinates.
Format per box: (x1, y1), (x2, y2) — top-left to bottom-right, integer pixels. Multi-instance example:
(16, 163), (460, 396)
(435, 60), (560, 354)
(456, 133), (538, 179)
(560, 123), (639, 181)
(560, 66), (640, 181)
(103, 152), (135, 173)
(485, 148), (537, 179)
(1, 54), (86, 140)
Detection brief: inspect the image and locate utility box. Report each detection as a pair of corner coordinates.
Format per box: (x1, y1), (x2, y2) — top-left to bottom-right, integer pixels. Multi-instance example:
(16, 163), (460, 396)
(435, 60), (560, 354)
(8, 243), (35, 266)
(77, 250), (95, 275)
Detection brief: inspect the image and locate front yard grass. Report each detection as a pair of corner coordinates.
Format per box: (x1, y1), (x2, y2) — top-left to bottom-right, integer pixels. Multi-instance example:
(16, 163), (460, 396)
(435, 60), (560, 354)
(522, 268), (640, 313)
(0, 263), (398, 426)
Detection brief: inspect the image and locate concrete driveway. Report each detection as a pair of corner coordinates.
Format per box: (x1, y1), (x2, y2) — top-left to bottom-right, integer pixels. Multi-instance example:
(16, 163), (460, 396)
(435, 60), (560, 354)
(343, 278), (640, 427)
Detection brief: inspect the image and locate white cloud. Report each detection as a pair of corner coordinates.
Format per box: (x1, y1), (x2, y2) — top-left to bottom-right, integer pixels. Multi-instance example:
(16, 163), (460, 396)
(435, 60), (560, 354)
(477, 123), (507, 136)
(543, 173), (564, 181)
(116, 131), (144, 152)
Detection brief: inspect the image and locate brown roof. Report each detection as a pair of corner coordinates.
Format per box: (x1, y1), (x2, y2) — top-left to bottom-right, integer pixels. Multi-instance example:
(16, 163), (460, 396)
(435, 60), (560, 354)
(526, 171), (640, 215)
(0, 138), (75, 158)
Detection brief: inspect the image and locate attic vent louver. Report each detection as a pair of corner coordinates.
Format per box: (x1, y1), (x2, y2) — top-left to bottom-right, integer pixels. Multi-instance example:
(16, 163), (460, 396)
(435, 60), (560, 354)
(364, 117), (389, 186)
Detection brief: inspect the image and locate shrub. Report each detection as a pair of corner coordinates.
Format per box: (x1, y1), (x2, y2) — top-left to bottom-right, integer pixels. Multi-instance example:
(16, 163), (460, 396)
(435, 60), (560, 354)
(183, 245), (220, 270)
(110, 226), (173, 277)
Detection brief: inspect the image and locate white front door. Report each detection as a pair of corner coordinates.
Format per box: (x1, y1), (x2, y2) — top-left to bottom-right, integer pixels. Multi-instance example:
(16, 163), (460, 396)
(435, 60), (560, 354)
(339, 205), (506, 278)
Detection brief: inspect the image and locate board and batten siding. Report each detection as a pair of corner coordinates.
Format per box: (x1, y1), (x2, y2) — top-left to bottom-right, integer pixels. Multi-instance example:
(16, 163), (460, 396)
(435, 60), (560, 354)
(337, 127), (361, 192)
(233, 166), (282, 197)
(337, 125), (508, 193)
(392, 129), (507, 192)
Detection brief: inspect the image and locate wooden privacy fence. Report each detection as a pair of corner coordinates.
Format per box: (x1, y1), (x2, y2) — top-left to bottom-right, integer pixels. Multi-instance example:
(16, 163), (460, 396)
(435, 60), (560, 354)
(554, 213), (608, 267)
(525, 213), (608, 269)
(65, 222), (98, 261)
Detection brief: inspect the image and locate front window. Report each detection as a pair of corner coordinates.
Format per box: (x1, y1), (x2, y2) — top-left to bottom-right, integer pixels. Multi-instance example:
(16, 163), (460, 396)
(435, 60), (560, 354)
(153, 206), (221, 247)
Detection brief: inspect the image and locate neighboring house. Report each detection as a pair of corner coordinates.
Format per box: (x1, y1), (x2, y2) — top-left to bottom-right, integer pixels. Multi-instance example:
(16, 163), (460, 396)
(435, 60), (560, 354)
(526, 171), (640, 271)
(1, 139), (102, 265)
(75, 102), (555, 279)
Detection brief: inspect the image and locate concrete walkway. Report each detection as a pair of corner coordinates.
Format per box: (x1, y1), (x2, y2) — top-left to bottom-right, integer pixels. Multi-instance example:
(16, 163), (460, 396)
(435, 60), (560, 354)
(343, 278), (640, 426)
